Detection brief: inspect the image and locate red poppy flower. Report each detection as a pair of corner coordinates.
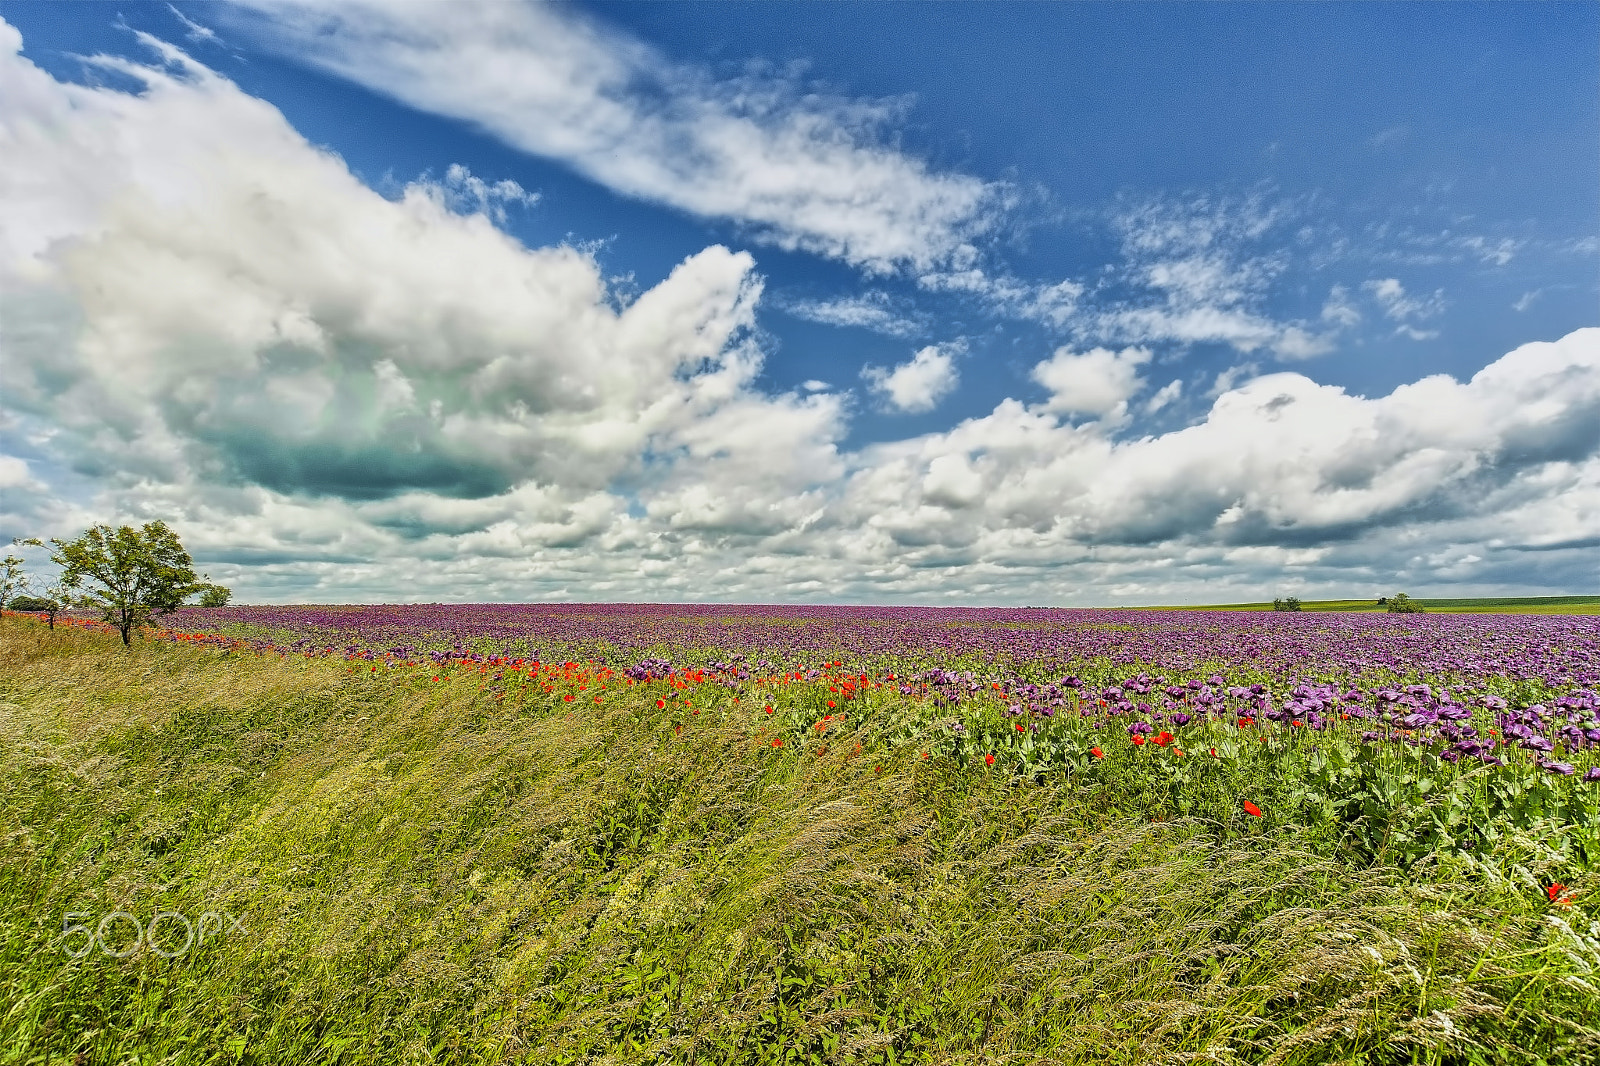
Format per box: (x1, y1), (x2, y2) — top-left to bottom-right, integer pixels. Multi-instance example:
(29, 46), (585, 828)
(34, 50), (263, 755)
(984, 753), (995, 766)
(656, 699), (666, 709)
(1548, 883), (1573, 905)
(827, 700), (836, 708)
(764, 705), (774, 714)
(1154, 731), (1174, 747)
(1242, 800), (1262, 817)
(563, 694), (574, 702)
(1131, 735), (1145, 745)
(1090, 747), (1103, 758)
(1015, 722), (1026, 732)
(773, 738), (784, 748)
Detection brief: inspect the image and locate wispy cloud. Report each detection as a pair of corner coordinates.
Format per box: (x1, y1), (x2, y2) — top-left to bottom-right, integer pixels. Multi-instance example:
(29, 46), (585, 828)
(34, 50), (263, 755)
(779, 291), (927, 338)
(1079, 193), (1341, 360)
(916, 268), (1084, 328)
(1363, 277), (1444, 339)
(220, 0), (1004, 274)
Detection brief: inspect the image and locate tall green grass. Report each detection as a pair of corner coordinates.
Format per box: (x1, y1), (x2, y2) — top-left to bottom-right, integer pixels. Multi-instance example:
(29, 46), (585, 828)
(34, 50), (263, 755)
(2, 621), (1596, 1065)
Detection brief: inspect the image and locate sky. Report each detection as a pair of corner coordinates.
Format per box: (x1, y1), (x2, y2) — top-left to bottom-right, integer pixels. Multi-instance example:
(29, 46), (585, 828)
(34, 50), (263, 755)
(0, 0), (1596, 606)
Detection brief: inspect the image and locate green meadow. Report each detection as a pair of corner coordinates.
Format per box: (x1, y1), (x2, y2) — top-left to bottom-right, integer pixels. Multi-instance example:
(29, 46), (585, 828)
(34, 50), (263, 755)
(2, 619), (1597, 1065)
(1151, 597), (1600, 615)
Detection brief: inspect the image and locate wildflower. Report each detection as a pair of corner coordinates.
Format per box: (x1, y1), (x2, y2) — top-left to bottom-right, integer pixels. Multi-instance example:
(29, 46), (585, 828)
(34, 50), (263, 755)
(656, 699), (666, 709)
(1585, 768), (1600, 783)
(1131, 735), (1145, 746)
(1015, 722), (1026, 732)
(772, 738), (783, 748)
(1090, 747), (1103, 758)
(1242, 800), (1262, 817)
(985, 754), (996, 766)
(1548, 882), (1566, 902)
(828, 700), (836, 708)
(1209, 747), (1217, 757)
(764, 705), (774, 714)
(1154, 731), (1174, 747)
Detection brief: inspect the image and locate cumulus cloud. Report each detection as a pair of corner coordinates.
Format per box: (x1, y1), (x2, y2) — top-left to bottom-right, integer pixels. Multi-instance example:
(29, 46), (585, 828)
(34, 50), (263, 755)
(0, 21), (843, 542)
(3, 19), (1598, 606)
(1031, 346), (1151, 421)
(861, 343), (962, 414)
(218, 0), (1002, 274)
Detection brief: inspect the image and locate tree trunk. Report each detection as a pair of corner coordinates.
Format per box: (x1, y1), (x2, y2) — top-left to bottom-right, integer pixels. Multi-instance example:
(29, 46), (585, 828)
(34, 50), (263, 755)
(120, 623), (132, 646)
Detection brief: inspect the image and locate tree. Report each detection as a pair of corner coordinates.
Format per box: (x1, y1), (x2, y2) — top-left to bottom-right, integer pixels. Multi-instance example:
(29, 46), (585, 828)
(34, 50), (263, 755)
(1272, 597), (1303, 612)
(196, 583), (232, 608)
(48, 522), (202, 646)
(12, 539), (67, 628)
(0, 553), (24, 612)
(1386, 592), (1424, 614)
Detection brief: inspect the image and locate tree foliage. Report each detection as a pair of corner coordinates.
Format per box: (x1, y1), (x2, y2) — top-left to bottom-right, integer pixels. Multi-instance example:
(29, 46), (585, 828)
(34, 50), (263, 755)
(1386, 592), (1425, 614)
(0, 553), (25, 612)
(1271, 596), (1303, 612)
(48, 523), (203, 645)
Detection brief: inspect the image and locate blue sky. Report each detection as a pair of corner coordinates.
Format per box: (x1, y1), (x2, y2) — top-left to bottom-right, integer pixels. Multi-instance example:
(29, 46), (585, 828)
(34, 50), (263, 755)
(0, 1), (1596, 604)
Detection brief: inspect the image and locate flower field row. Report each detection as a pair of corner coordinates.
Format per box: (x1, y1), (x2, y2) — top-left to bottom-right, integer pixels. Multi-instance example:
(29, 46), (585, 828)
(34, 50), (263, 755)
(15, 603), (1600, 871)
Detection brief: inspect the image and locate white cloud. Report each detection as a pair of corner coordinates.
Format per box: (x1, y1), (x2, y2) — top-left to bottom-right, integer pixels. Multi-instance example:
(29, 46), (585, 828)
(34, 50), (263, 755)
(1082, 194), (1341, 360)
(916, 268), (1084, 328)
(1320, 284), (1362, 328)
(779, 291), (925, 337)
(219, 1), (1002, 274)
(1144, 379), (1183, 414)
(3, 19), (1599, 605)
(861, 343), (961, 414)
(0, 21), (845, 544)
(1031, 346), (1151, 421)
(166, 4), (220, 45)
(1364, 277), (1445, 324)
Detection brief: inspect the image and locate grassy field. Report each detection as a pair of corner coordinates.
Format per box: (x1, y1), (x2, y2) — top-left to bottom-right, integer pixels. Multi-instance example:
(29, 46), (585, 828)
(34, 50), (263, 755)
(2, 619), (1597, 1065)
(1150, 596), (1600, 615)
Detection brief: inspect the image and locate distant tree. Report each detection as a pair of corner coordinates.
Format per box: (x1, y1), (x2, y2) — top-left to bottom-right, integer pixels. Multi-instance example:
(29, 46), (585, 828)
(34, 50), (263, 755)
(0, 552), (26, 612)
(47, 522), (202, 646)
(1376, 596), (1388, 606)
(12, 539), (68, 628)
(1386, 592), (1424, 614)
(195, 583), (232, 608)
(1272, 597), (1303, 612)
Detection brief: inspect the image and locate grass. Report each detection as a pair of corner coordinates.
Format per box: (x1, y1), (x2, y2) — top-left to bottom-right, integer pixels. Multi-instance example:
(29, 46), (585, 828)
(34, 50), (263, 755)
(1147, 596), (1600, 615)
(2, 620), (1598, 1065)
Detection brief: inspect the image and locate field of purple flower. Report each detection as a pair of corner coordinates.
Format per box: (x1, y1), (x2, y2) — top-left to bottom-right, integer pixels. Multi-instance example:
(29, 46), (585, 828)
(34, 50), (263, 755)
(175, 603), (1600, 869)
(8, 606), (1600, 1063)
